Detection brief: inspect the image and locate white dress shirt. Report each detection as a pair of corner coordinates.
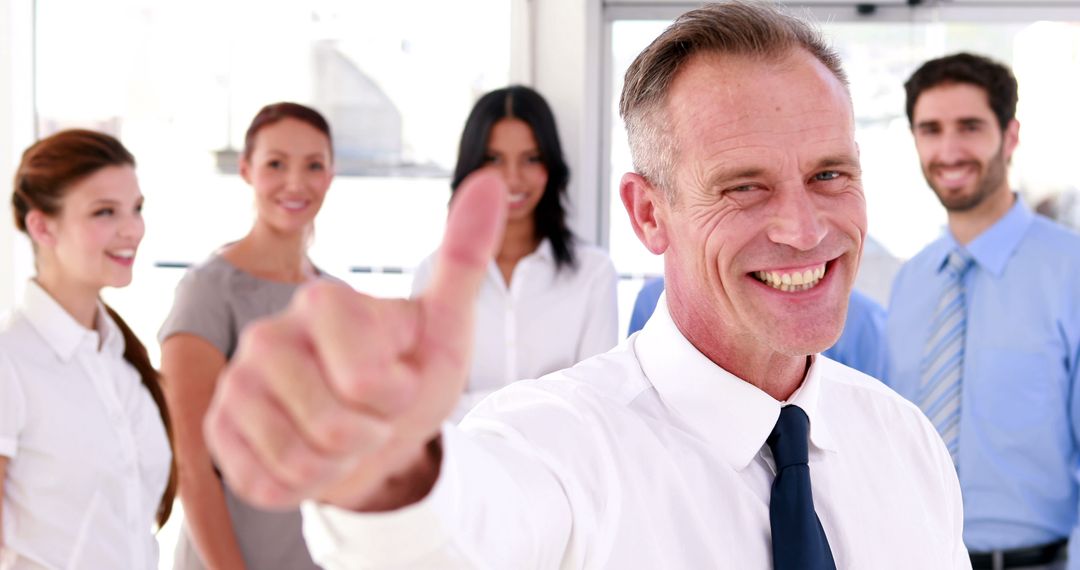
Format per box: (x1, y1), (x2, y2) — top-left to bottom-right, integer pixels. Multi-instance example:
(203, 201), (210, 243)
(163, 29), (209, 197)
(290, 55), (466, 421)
(412, 239), (619, 419)
(0, 281), (171, 570)
(303, 298), (969, 569)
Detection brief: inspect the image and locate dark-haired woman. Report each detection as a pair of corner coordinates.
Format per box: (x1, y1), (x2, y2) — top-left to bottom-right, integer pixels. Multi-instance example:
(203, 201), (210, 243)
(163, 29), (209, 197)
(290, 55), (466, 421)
(0, 129), (176, 568)
(412, 86), (618, 420)
(159, 102), (333, 570)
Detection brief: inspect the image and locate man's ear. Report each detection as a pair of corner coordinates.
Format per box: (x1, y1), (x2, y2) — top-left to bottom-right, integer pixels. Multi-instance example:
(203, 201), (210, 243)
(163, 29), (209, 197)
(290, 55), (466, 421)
(24, 210), (57, 248)
(1002, 118), (1020, 162)
(620, 172), (669, 255)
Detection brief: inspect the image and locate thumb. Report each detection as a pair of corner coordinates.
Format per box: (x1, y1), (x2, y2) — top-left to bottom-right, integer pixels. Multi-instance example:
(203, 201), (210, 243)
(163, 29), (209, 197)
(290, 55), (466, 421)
(422, 169), (507, 336)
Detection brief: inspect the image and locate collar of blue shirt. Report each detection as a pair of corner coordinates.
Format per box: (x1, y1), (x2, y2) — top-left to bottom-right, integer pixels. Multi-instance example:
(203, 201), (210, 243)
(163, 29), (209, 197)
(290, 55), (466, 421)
(634, 296), (838, 471)
(937, 193), (1035, 278)
(21, 279), (123, 362)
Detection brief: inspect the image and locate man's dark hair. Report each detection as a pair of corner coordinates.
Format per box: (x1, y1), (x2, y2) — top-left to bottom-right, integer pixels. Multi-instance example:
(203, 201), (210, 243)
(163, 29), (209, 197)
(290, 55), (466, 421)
(904, 52), (1018, 131)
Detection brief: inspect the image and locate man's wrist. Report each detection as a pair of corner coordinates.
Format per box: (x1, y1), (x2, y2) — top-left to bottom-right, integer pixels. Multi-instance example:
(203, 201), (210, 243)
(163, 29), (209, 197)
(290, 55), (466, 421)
(330, 436), (443, 513)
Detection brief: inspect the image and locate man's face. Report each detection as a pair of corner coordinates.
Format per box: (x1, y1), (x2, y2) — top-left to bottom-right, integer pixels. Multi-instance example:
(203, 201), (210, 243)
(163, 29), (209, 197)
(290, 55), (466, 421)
(647, 50), (866, 360)
(911, 82), (1019, 212)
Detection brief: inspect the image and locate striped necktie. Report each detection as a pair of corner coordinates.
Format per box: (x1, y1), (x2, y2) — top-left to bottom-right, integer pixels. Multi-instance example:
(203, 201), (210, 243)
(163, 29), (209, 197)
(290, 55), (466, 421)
(918, 248), (974, 465)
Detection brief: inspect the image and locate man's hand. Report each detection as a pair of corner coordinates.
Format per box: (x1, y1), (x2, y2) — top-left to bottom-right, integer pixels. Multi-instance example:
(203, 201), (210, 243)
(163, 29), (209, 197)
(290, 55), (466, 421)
(203, 170), (507, 511)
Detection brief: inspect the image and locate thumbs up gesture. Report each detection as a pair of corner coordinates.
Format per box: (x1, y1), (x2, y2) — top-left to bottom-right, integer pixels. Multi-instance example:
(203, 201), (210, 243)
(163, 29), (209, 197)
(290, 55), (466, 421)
(203, 170), (508, 511)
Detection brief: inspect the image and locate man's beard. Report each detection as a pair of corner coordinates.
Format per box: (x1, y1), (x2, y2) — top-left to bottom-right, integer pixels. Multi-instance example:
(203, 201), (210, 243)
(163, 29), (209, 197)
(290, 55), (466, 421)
(924, 144), (1008, 213)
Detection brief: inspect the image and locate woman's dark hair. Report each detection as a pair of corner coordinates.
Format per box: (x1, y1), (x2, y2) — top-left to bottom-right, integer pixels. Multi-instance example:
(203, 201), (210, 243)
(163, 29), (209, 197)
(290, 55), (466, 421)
(12, 129), (178, 528)
(243, 102), (334, 161)
(451, 86), (576, 269)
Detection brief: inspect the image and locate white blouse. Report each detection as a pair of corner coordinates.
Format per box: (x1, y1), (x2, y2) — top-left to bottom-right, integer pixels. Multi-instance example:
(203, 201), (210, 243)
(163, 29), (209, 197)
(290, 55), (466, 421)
(411, 239), (619, 419)
(0, 281), (171, 570)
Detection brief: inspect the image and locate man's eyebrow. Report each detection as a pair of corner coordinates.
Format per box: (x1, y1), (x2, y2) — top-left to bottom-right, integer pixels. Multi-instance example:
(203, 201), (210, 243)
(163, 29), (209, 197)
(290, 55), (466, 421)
(813, 155), (861, 171)
(710, 166), (767, 183)
(958, 117), (987, 127)
(914, 120), (941, 130)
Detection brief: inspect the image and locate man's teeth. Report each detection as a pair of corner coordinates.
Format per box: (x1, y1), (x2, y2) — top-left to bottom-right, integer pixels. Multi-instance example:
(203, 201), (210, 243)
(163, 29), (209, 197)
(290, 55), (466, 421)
(939, 169), (970, 182)
(754, 264), (827, 292)
(109, 249), (135, 259)
(281, 200), (308, 210)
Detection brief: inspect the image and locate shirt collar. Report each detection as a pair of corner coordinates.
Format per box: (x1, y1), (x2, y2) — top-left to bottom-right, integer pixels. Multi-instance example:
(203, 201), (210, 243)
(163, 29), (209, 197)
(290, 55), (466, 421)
(21, 280), (121, 362)
(635, 294), (836, 471)
(940, 194), (1033, 277)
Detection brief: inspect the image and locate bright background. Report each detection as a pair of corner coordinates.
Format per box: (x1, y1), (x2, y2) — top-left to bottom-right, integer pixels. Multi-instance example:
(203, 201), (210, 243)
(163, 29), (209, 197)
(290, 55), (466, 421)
(2, 1), (1080, 566)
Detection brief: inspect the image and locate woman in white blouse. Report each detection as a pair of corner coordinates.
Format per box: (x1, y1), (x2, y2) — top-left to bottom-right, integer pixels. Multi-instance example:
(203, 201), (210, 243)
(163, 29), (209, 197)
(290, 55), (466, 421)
(412, 86), (619, 419)
(0, 130), (176, 569)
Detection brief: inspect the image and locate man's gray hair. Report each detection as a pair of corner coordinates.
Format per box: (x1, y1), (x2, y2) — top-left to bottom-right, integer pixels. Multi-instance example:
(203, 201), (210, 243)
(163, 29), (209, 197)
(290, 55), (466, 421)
(619, 1), (847, 192)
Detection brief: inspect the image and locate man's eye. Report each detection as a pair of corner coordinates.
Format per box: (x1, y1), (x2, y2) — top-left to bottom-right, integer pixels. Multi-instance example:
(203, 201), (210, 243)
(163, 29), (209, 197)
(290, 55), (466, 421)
(813, 171), (841, 182)
(309, 162), (325, 172)
(93, 208), (114, 217)
(268, 159), (283, 169)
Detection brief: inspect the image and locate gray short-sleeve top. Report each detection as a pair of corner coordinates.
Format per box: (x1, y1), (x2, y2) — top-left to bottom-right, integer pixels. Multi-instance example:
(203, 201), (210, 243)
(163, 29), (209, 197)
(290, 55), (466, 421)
(159, 253), (333, 570)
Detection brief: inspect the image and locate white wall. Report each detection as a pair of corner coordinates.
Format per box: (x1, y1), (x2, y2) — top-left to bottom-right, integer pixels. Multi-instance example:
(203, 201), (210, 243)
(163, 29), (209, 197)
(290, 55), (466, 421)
(0, 0), (37, 314)
(531, 0), (605, 246)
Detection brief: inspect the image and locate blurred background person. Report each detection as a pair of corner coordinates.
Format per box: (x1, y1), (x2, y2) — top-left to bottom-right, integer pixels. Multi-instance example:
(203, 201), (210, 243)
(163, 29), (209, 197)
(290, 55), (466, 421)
(886, 53), (1080, 568)
(159, 102), (335, 570)
(412, 85), (618, 420)
(1, 129), (176, 568)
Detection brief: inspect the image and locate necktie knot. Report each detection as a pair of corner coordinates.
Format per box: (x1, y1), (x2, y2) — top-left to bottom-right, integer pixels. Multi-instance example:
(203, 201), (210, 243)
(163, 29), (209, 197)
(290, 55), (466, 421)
(944, 248), (973, 280)
(767, 405), (810, 470)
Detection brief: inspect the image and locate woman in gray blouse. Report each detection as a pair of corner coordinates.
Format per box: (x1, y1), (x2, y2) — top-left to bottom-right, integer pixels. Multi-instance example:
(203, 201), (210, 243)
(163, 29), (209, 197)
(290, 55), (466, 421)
(159, 102), (335, 570)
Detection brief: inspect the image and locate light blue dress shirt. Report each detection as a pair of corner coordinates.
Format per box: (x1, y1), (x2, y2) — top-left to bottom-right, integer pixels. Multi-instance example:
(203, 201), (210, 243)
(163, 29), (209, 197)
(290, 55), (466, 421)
(626, 277), (889, 380)
(885, 197), (1080, 556)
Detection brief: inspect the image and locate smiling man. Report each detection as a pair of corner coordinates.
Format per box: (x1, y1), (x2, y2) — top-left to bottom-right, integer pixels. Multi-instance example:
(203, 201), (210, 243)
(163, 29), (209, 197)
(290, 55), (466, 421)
(885, 53), (1080, 570)
(202, 3), (968, 568)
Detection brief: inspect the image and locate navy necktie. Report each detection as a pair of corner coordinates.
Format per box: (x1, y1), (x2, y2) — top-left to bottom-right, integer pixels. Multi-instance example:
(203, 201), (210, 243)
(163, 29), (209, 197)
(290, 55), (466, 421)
(767, 405), (836, 570)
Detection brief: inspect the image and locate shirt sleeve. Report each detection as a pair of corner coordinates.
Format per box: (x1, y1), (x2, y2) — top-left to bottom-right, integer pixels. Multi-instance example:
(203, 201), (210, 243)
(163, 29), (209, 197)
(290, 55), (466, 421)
(157, 264), (234, 357)
(0, 353), (26, 458)
(302, 421), (574, 569)
(575, 252), (619, 362)
(1067, 296), (1080, 560)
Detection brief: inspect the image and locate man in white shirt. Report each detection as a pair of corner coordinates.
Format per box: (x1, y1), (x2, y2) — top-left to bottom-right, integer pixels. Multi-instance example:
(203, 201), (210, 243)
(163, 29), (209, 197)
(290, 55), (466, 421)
(202, 2), (968, 568)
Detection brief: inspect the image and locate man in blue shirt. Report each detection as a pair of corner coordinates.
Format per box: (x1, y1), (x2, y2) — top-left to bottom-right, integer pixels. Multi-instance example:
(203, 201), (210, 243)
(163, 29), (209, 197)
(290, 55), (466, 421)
(886, 52), (1080, 569)
(628, 277), (888, 380)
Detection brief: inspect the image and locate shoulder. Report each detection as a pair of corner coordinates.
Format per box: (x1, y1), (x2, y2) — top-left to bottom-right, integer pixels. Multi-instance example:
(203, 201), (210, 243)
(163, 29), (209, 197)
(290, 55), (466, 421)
(568, 243), (616, 278)
(1023, 216), (1080, 262)
(176, 254), (240, 293)
(0, 310), (39, 355)
(897, 237), (949, 275)
(846, 289), (885, 323)
(817, 356), (931, 428)
(469, 341), (647, 423)
(889, 237), (948, 302)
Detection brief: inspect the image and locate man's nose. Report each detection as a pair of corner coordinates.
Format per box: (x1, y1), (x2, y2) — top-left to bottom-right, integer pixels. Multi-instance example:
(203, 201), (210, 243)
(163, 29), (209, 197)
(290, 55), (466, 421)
(766, 183), (827, 251)
(935, 131), (969, 164)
